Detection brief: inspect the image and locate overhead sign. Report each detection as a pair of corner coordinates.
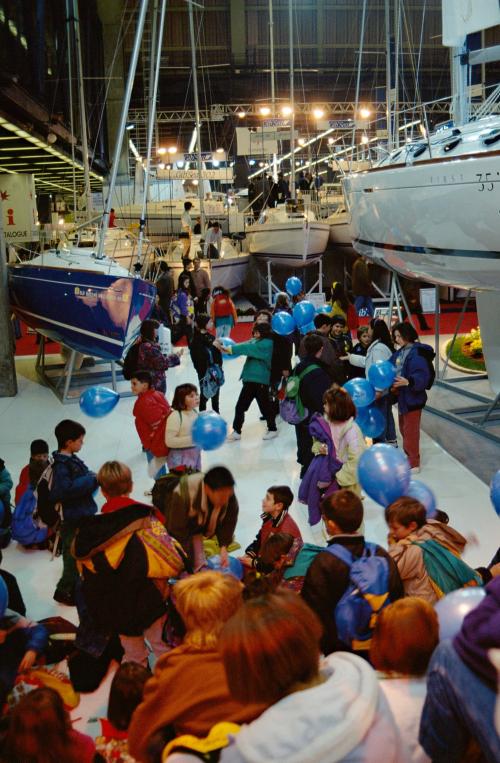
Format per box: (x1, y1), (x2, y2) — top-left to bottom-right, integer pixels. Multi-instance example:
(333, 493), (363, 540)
(236, 127), (278, 156)
(0, 174), (39, 242)
(328, 120), (354, 129)
(183, 151), (227, 162)
(157, 168), (233, 181)
(263, 118), (290, 128)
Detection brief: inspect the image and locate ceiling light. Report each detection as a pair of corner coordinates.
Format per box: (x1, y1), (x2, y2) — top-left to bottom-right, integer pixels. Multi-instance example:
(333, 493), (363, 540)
(168, 146), (178, 154)
(359, 107), (371, 120)
(313, 108), (324, 119)
(259, 106), (271, 117)
(157, 147), (167, 155)
(281, 106), (293, 117)
(238, 111), (246, 118)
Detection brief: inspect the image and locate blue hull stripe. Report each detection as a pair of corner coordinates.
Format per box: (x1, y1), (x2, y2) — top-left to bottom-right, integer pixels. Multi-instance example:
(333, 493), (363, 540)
(356, 238), (500, 260)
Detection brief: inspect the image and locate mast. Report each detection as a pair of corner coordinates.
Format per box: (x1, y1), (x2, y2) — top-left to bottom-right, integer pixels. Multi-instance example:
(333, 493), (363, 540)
(188, 0), (205, 232)
(384, 0), (392, 150)
(269, 0), (277, 180)
(97, 0), (150, 259)
(137, 0), (167, 263)
(65, 0), (78, 216)
(72, 0), (92, 215)
(288, 0), (295, 198)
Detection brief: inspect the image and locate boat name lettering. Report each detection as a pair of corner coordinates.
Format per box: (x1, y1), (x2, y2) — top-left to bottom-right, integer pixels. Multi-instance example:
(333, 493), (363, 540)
(74, 286), (129, 302)
(476, 172), (498, 192)
(5, 230), (29, 239)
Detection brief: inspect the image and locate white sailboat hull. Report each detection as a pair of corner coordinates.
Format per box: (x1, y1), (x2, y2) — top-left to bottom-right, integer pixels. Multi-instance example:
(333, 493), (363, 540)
(344, 147), (500, 290)
(163, 236), (249, 292)
(326, 210), (355, 248)
(247, 220), (330, 267)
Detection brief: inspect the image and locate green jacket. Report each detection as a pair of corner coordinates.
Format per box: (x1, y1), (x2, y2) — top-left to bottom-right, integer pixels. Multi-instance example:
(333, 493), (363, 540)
(231, 338), (273, 384)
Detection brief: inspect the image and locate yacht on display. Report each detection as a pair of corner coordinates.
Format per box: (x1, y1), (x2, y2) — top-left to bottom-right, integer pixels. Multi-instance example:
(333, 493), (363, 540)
(161, 233), (250, 292)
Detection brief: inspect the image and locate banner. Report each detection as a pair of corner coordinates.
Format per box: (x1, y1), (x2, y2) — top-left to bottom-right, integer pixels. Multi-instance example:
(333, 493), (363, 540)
(236, 127), (278, 156)
(442, 0), (500, 47)
(0, 174), (39, 242)
(157, 168), (233, 181)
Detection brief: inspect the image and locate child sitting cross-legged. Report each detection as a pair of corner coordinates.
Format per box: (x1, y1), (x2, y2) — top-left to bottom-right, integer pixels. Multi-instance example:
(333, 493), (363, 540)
(240, 486), (302, 572)
(385, 497), (482, 604)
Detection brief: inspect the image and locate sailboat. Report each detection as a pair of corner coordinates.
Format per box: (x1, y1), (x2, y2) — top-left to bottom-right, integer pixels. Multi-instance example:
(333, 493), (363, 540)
(8, 0), (156, 361)
(245, 0), (329, 266)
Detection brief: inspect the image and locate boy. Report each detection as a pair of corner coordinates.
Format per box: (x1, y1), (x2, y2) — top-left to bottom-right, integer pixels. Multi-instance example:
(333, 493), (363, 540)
(0, 459), (13, 549)
(302, 490), (403, 655)
(50, 420), (98, 606)
(329, 314), (353, 360)
(349, 326), (370, 379)
(131, 371), (171, 479)
(241, 486), (302, 572)
(385, 497), (480, 604)
(15, 439), (49, 504)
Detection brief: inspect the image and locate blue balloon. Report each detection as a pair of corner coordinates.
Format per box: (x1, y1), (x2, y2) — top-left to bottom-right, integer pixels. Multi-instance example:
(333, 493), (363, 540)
(490, 469), (500, 516)
(367, 360), (397, 391)
(357, 443), (411, 507)
(206, 554), (244, 580)
(219, 337), (236, 359)
(79, 386), (120, 418)
(356, 405), (385, 438)
(293, 300), (316, 328)
(271, 311), (296, 336)
(315, 304), (331, 314)
(435, 587), (486, 641)
(300, 320), (316, 335)
(192, 412), (228, 451)
(406, 479), (437, 518)
(343, 378), (375, 408)
(285, 276), (302, 296)
(0, 576), (7, 618)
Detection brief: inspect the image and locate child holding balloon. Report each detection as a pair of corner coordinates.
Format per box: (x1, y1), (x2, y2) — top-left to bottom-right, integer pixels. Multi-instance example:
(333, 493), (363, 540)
(165, 383), (202, 471)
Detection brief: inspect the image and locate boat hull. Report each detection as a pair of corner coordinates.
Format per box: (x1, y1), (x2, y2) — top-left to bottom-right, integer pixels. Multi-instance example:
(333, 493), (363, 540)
(344, 151), (500, 290)
(9, 264), (156, 360)
(247, 221), (329, 267)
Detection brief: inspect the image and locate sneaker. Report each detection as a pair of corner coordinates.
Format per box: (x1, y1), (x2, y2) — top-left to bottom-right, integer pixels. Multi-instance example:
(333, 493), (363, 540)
(411, 466), (421, 475)
(262, 430), (278, 440)
(53, 589), (75, 606)
(227, 431), (241, 441)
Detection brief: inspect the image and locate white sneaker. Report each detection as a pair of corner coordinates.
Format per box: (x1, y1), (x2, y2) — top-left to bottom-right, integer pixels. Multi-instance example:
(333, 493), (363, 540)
(263, 430), (278, 440)
(227, 431), (241, 441)
(411, 467), (421, 475)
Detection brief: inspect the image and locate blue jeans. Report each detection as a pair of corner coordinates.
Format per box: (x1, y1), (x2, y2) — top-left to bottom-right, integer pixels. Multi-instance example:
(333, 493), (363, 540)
(354, 295), (374, 318)
(373, 394), (397, 444)
(419, 641), (500, 763)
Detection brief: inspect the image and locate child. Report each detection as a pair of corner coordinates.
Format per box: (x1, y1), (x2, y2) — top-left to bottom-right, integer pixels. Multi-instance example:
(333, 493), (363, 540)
(190, 313), (224, 413)
(131, 370), (171, 479)
(329, 314), (353, 360)
(210, 286), (238, 339)
(241, 486), (302, 571)
(349, 325), (370, 378)
(97, 461), (151, 516)
(385, 497), (482, 603)
(172, 277), (195, 345)
(1, 687), (95, 763)
(0, 458), (13, 549)
(50, 420), (98, 606)
(0, 549), (26, 615)
(15, 439), (49, 504)
(165, 383), (202, 471)
(95, 661), (150, 762)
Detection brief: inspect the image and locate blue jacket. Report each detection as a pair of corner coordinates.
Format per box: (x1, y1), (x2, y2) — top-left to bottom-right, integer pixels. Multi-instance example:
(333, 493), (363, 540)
(50, 452), (98, 525)
(298, 414), (342, 525)
(391, 342), (435, 414)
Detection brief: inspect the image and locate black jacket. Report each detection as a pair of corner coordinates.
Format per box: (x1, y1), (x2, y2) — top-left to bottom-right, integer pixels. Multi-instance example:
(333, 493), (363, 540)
(294, 356), (335, 416)
(301, 534), (404, 655)
(270, 332), (293, 385)
(189, 329), (222, 379)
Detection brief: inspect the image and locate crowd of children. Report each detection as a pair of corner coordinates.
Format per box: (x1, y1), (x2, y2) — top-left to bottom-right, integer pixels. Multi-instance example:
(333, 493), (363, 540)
(0, 281), (499, 763)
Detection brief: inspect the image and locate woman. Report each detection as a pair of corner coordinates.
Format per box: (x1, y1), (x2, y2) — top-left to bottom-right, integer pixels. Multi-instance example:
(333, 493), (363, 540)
(128, 572), (265, 763)
(313, 385), (366, 495)
(137, 319), (175, 395)
(371, 598), (439, 763)
(391, 322), (435, 472)
(216, 322), (277, 441)
(217, 591), (408, 763)
(329, 281), (358, 331)
(172, 277), (194, 345)
(165, 383), (202, 471)
(189, 314), (224, 413)
(345, 318), (397, 444)
(0, 687), (95, 763)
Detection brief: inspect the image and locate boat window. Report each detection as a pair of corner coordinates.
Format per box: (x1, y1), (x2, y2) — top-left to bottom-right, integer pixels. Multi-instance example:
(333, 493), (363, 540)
(483, 129), (500, 146)
(412, 144), (427, 158)
(390, 150), (402, 163)
(443, 137), (462, 152)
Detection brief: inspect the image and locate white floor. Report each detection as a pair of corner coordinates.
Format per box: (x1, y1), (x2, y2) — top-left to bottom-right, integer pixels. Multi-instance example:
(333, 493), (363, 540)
(1, 349), (499, 735)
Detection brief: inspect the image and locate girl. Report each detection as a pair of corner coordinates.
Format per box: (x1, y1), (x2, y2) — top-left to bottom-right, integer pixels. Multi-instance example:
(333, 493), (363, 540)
(217, 591), (407, 763)
(314, 385), (366, 495)
(189, 314), (223, 413)
(371, 598), (439, 763)
(165, 383), (202, 471)
(345, 318), (397, 444)
(136, 319), (176, 395)
(216, 322), (277, 441)
(172, 277), (195, 345)
(95, 662), (150, 762)
(210, 287), (238, 339)
(391, 322), (435, 472)
(329, 280), (358, 331)
(0, 687), (95, 763)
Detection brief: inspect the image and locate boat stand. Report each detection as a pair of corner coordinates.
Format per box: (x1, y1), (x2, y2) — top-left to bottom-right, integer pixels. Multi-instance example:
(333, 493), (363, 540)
(35, 337), (131, 404)
(257, 259), (325, 305)
(424, 290), (500, 445)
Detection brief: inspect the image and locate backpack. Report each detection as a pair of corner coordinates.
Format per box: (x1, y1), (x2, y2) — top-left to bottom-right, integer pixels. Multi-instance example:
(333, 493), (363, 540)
(416, 344), (436, 389)
(122, 341), (140, 381)
(279, 364), (319, 424)
(212, 294), (233, 318)
(151, 467), (199, 523)
(412, 539), (483, 599)
(11, 487), (49, 546)
(325, 541), (391, 651)
(34, 462), (62, 529)
(200, 348), (225, 399)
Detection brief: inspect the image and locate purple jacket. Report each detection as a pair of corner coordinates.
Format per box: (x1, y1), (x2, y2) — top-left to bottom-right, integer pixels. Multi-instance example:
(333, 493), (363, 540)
(453, 575), (500, 689)
(298, 413), (342, 526)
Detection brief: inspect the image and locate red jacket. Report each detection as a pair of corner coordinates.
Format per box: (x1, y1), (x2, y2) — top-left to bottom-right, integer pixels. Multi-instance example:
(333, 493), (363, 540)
(245, 510), (303, 570)
(15, 464), (30, 505)
(133, 390), (172, 456)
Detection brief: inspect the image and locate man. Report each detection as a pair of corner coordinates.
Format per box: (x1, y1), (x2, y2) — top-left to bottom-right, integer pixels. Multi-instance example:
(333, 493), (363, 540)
(298, 314), (346, 380)
(203, 221), (222, 259)
(276, 171), (290, 203)
(191, 257), (212, 305)
(155, 261), (174, 319)
(302, 490), (403, 656)
(181, 201), (194, 257)
(352, 255), (374, 317)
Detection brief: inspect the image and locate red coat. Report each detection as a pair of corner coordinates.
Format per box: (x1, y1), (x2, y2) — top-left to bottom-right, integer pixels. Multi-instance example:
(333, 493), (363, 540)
(245, 511), (303, 570)
(15, 464), (30, 505)
(133, 390), (172, 456)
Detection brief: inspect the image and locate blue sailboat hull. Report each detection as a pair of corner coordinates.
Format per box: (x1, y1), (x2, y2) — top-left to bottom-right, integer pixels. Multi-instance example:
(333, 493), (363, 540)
(9, 264), (156, 361)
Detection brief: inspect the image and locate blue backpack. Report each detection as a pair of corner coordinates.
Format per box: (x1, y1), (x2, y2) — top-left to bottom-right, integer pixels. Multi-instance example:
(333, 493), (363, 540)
(11, 487), (48, 546)
(326, 541), (390, 651)
(200, 348), (225, 399)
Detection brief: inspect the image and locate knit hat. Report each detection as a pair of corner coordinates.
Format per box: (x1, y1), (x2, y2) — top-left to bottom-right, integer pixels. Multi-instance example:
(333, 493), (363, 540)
(30, 439), (49, 457)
